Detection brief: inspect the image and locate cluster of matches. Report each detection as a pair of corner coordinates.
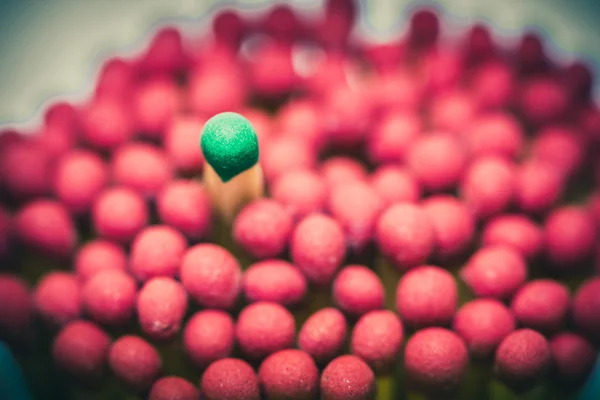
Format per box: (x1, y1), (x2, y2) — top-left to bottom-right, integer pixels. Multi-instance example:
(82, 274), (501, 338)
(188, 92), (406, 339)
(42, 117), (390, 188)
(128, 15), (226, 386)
(1, 0), (600, 399)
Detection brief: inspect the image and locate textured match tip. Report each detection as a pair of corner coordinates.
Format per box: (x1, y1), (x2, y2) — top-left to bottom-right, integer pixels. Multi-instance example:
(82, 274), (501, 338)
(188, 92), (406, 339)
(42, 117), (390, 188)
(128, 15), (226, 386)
(200, 112), (259, 182)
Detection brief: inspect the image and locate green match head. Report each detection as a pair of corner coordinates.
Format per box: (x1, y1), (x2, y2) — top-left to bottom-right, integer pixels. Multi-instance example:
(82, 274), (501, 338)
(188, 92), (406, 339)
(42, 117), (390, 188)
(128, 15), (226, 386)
(200, 112), (259, 182)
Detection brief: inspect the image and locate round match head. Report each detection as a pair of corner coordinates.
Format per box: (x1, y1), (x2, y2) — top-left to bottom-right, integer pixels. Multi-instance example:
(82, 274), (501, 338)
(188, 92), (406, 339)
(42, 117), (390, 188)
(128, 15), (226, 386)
(298, 307), (347, 364)
(452, 299), (515, 358)
(74, 240), (127, 282)
(470, 61), (514, 110)
(422, 195), (475, 260)
(137, 277), (188, 341)
(516, 160), (564, 214)
(460, 156), (516, 219)
(79, 98), (133, 150)
(200, 112), (259, 182)
(396, 265), (457, 328)
(327, 181), (383, 252)
(464, 113), (524, 160)
(321, 156), (368, 187)
(129, 225), (187, 282)
(34, 272), (82, 327)
(165, 116), (205, 174)
(404, 328), (469, 395)
(290, 213), (346, 286)
(242, 259), (307, 306)
(494, 329), (551, 389)
(156, 179), (212, 240)
(183, 310), (235, 368)
(429, 91), (476, 134)
(333, 265), (384, 317)
(376, 203), (434, 270)
(92, 187), (149, 244)
(544, 206), (596, 268)
(83, 270), (137, 326)
(367, 111), (421, 165)
(201, 358), (260, 400)
(52, 320), (111, 380)
(482, 214), (543, 260)
(0, 139), (52, 199)
(270, 169), (328, 220)
(460, 245), (527, 300)
(406, 133), (467, 192)
(550, 332), (597, 384)
(233, 199), (294, 259)
(409, 8), (440, 48)
(511, 279), (570, 334)
(261, 135), (316, 183)
(132, 77), (180, 137)
(109, 335), (161, 391)
(320, 355), (375, 400)
(370, 165), (421, 207)
(111, 143), (173, 197)
(351, 310), (403, 372)
(15, 199), (76, 258)
(0, 274), (33, 336)
(149, 376), (199, 400)
(258, 349), (319, 400)
(572, 278), (600, 341)
(531, 126), (584, 177)
(179, 243), (241, 309)
(53, 150), (108, 214)
(520, 78), (569, 126)
(236, 301), (295, 360)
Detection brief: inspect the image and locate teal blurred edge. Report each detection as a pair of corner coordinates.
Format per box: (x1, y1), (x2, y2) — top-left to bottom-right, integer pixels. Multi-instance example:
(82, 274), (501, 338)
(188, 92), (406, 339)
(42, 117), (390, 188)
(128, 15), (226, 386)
(0, 341), (32, 400)
(580, 356), (600, 400)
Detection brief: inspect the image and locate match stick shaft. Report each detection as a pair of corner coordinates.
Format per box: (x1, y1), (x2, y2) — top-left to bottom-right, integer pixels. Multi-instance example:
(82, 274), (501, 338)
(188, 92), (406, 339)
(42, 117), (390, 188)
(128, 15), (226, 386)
(203, 163), (264, 222)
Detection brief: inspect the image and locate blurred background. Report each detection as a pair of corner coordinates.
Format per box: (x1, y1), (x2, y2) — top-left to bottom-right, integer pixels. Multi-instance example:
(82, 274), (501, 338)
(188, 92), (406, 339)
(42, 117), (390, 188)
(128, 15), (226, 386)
(1, 0), (600, 128)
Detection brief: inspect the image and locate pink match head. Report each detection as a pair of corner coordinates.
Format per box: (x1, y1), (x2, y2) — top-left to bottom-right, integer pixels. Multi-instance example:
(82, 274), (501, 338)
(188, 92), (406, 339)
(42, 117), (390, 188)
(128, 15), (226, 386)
(396, 265), (457, 328)
(367, 111), (421, 165)
(129, 225), (187, 282)
(270, 169), (328, 220)
(74, 239), (127, 282)
(482, 214), (543, 260)
(351, 310), (403, 373)
(236, 301), (295, 360)
(460, 245), (527, 300)
(464, 112), (524, 160)
(321, 156), (368, 187)
(572, 278), (600, 341)
(201, 358), (260, 400)
(298, 307), (347, 364)
(109, 335), (162, 391)
(156, 179), (212, 240)
(460, 156), (516, 219)
(179, 244), (241, 309)
(233, 199), (294, 259)
(453, 299), (515, 358)
(370, 166), (420, 207)
(53, 150), (108, 214)
(34, 272), (82, 327)
(407, 133), (467, 192)
(422, 195), (475, 260)
(333, 265), (384, 317)
(290, 213), (346, 286)
(82, 269), (137, 326)
(79, 98), (133, 151)
(137, 277), (188, 341)
(52, 320), (111, 380)
(494, 329), (551, 389)
(515, 159), (564, 215)
(92, 187), (149, 244)
(258, 349), (319, 400)
(404, 328), (469, 395)
(164, 115), (205, 174)
(0, 274), (33, 337)
(183, 310), (235, 368)
(511, 279), (570, 334)
(550, 333), (597, 384)
(15, 199), (76, 258)
(327, 181), (383, 252)
(376, 203), (434, 270)
(111, 143), (173, 198)
(320, 355), (375, 400)
(242, 259), (307, 307)
(544, 206), (596, 269)
(261, 135), (316, 183)
(132, 78), (180, 137)
(149, 376), (199, 400)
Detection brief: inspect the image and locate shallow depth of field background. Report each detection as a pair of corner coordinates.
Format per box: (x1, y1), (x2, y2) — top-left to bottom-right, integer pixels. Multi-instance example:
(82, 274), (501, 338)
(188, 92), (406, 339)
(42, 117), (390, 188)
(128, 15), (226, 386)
(1, 0), (600, 399)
